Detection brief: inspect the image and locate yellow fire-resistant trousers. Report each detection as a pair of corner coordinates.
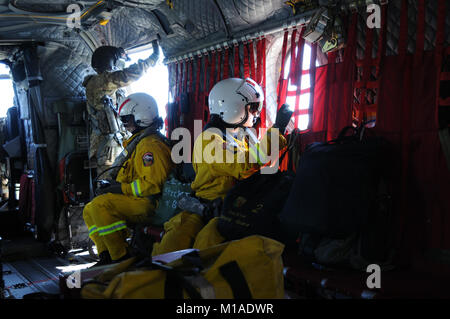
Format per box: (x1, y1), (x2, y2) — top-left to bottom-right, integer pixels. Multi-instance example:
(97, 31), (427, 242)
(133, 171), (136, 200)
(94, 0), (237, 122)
(83, 193), (156, 260)
(151, 212), (225, 256)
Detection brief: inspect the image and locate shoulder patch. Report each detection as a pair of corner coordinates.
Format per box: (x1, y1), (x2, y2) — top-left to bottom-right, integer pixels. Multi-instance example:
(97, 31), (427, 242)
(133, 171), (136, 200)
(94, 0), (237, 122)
(142, 152), (154, 167)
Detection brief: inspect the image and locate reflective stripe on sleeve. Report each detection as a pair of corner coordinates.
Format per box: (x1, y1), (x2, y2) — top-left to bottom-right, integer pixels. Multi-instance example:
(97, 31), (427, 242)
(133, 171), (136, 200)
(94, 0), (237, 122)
(248, 142), (267, 165)
(131, 179), (142, 197)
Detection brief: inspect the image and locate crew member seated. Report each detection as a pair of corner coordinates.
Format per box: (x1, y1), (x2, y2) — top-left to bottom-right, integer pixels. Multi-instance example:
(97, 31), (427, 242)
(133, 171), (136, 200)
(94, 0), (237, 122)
(83, 92), (174, 265)
(152, 77), (293, 255)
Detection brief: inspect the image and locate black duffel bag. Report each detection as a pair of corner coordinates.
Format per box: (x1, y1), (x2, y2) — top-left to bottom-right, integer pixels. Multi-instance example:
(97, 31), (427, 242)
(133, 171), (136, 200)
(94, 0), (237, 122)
(279, 126), (391, 243)
(217, 153), (295, 242)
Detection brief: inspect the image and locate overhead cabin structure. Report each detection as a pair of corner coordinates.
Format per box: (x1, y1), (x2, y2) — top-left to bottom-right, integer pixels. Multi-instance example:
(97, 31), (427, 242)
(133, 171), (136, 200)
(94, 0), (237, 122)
(0, 0), (449, 299)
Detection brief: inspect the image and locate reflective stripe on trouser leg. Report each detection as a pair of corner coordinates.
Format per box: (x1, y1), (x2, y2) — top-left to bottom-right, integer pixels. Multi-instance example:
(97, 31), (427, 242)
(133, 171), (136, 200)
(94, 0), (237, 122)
(98, 221), (128, 236)
(84, 193), (154, 260)
(98, 222), (128, 260)
(83, 204), (107, 255)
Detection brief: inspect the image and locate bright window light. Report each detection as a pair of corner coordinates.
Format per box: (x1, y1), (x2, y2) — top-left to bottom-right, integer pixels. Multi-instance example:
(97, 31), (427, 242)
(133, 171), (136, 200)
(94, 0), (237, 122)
(283, 43), (316, 131)
(0, 63), (14, 118)
(124, 49), (168, 132)
(56, 262), (97, 273)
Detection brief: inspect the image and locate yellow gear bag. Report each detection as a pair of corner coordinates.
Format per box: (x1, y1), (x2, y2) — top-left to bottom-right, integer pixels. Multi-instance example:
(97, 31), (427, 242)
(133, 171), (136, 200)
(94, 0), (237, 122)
(80, 235), (285, 299)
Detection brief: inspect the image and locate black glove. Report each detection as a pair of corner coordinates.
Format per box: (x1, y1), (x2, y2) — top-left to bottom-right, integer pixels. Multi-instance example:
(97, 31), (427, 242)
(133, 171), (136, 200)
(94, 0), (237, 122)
(149, 40), (159, 63)
(95, 180), (123, 196)
(274, 104), (293, 133)
(152, 40), (159, 54)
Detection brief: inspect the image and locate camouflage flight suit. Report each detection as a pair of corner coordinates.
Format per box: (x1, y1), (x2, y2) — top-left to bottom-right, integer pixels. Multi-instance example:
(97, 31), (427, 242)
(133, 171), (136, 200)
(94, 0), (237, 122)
(82, 55), (158, 177)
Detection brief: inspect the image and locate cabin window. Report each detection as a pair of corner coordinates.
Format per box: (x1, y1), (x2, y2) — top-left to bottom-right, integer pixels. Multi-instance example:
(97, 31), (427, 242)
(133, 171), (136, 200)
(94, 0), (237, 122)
(0, 63), (15, 118)
(123, 48), (168, 133)
(283, 43), (318, 131)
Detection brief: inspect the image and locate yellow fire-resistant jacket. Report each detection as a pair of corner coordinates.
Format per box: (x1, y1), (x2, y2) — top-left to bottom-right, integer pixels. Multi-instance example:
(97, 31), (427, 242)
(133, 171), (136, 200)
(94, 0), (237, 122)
(116, 132), (174, 198)
(191, 127), (287, 201)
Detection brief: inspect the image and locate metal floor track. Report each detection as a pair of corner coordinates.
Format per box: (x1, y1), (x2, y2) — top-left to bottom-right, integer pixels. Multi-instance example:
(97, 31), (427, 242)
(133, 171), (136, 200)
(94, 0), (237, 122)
(1, 237), (97, 299)
(3, 257), (69, 299)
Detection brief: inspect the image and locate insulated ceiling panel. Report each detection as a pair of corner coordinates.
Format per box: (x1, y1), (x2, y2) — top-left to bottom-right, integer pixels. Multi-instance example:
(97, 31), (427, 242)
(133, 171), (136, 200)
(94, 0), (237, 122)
(0, 0), (448, 99)
(89, 7), (162, 49)
(153, 0), (228, 57)
(230, 0), (282, 25)
(357, 0), (450, 59)
(174, 0), (223, 38)
(7, 0), (74, 13)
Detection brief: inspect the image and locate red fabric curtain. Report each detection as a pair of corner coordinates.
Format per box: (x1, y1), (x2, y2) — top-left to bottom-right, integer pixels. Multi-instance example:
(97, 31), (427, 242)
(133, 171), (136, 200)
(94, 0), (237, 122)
(165, 1), (450, 274)
(167, 37), (265, 137)
(374, 52), (450, 271)
(304, 2), (450, 273)
(309, 10), (357, 141)
(277, 29), (289, 110)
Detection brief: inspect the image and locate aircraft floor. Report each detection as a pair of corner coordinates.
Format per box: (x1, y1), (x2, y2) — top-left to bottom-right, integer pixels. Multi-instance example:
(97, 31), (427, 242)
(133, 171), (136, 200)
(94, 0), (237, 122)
(1, 237), (96, 299)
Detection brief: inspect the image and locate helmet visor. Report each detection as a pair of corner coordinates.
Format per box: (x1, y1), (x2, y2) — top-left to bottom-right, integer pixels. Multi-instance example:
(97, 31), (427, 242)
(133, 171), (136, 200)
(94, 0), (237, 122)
(247, 102), (262, 116)
(236, 78), (263, 112)
(120, 114), (134, 124)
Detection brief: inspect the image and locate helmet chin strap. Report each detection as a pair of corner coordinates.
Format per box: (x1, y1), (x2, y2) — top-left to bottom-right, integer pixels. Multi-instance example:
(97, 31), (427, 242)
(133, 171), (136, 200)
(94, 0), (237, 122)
(223, 108), (249, 129)
(131, 126), (144, 135)
(132, 117), (163, 135)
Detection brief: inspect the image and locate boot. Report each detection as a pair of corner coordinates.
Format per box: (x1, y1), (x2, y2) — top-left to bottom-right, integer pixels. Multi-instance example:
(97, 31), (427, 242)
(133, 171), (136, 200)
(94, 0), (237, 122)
(112, 252), (132, 264)
(90, 251), (112, 268)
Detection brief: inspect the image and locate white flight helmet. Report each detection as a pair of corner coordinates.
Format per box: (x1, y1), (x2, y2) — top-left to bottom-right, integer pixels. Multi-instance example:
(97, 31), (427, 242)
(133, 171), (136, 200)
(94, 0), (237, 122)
(208, 77), (264, 126)
(118, 92), (159, 127)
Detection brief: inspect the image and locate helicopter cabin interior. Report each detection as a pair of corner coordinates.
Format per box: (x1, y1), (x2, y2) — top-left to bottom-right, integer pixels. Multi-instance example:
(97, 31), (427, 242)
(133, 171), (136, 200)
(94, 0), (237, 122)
(0, 0), (449, 300)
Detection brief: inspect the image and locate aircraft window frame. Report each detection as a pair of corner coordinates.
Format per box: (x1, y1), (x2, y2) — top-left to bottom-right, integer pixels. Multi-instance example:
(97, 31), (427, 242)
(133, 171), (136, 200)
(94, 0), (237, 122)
(282, 43), (318, 132)
(122, 47), (169, 134)
(0, 63), (14, 118)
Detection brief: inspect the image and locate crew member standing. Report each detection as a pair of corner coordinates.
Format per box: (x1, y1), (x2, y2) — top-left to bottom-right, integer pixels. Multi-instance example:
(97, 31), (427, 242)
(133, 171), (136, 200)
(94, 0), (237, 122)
(83, 40), (160, 178)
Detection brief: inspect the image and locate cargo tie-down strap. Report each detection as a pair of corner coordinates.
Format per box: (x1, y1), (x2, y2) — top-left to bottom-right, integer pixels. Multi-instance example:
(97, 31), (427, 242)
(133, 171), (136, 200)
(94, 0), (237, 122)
(435, 0), (450, 170)
(352, 2), (387, 127)
(256, 36), (267, 130)
(224, 45), (230, 79)
(395, 0), (449, 250)
(216, 47), (222, 83)
(293, 28), (305, 129)
(244, 40), (250, 79)
(276, 29), (289, 110)
(203, 53), (210, 125)
(289, 28), (298, 87)
(234, 42), (240, 78)
(276, 26), (317, 133)
(249, 40), (256, 80)
(210, 49), (216, 92)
